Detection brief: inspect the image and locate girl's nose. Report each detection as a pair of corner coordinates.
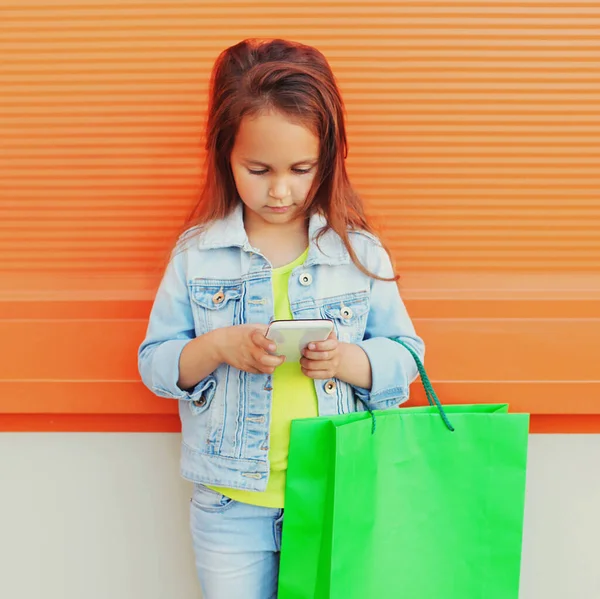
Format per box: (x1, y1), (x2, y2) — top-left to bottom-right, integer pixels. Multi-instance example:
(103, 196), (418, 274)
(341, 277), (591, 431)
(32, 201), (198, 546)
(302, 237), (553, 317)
(268, 178), (291, 201)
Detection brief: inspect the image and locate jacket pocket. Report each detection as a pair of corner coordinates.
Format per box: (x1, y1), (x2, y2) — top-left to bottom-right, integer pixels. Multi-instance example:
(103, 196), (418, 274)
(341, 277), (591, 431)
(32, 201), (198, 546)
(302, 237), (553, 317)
(321, 293), (370, 343)
(189, 279), (243, 334)
(187, 374), (217, 416)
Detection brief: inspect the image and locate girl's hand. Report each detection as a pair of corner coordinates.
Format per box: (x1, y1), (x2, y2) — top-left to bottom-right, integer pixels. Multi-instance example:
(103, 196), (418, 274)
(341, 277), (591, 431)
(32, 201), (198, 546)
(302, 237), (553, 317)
(214, 324), (285, 375)
(300, 331), (342, 380)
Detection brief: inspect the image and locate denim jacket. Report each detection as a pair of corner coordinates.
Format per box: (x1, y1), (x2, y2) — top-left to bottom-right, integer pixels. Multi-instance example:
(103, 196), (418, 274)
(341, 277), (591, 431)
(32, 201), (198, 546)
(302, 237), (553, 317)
(138, 204), (424, 491)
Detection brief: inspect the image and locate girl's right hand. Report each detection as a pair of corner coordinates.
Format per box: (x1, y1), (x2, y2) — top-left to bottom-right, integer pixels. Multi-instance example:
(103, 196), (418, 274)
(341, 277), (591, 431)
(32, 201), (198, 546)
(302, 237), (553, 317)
(214, 324), (285, 375)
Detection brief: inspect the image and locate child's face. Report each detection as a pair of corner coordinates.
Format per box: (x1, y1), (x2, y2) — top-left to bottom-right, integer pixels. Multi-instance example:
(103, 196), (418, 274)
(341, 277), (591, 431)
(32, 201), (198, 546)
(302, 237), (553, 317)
(230, 111), (319, 228)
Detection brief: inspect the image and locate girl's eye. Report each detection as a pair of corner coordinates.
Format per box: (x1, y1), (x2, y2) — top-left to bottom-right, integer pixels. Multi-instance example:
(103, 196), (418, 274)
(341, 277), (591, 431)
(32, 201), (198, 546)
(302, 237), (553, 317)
(247, 167), (313, 175)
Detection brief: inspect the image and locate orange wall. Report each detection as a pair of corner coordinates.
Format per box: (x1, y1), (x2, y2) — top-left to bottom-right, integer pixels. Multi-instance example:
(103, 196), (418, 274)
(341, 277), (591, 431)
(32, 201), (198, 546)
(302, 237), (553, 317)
(1, 1), (599, 433)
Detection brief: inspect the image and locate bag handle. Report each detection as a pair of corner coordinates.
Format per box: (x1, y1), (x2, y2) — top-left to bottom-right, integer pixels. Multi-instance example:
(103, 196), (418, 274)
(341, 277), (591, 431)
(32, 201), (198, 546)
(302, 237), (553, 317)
(391, 338), (455, 432)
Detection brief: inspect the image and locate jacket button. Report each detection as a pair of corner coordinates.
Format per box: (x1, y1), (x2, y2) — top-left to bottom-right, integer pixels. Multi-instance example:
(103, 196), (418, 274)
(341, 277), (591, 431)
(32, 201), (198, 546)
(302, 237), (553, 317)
(340, 306), (353, 320)
(193, 397), (207, 408)
(299, 272), (313, 286)
(212, 290), (225, 304)
(324, 380), (337, 395)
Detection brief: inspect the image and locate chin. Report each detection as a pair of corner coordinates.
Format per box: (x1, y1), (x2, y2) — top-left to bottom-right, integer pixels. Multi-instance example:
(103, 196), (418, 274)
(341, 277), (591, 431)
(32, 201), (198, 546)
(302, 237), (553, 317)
(265, 208), (300, 220)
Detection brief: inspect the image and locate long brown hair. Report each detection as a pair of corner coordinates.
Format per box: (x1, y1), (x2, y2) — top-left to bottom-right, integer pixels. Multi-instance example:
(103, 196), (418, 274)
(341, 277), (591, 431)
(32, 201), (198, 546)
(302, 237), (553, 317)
(186, 38), (397, 281)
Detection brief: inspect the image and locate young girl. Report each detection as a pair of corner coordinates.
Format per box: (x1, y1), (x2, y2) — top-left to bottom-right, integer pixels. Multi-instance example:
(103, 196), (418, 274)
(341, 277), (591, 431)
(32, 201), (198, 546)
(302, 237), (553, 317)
(138, 38), (424, 599)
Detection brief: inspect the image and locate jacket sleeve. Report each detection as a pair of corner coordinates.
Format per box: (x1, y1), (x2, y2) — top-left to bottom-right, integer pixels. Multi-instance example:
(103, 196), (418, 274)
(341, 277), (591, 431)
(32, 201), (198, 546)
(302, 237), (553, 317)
(137, 248), (217, 403)
(352, 242), (424, 410)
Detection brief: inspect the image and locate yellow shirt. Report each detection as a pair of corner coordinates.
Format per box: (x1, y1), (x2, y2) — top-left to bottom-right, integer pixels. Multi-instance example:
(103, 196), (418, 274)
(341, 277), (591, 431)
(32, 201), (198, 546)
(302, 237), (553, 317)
(210, 248), (318, 508)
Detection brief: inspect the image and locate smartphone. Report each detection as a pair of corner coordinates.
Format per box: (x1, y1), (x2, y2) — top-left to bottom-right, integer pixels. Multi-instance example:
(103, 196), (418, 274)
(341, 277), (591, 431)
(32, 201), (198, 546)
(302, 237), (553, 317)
(265, 319), (334, 363)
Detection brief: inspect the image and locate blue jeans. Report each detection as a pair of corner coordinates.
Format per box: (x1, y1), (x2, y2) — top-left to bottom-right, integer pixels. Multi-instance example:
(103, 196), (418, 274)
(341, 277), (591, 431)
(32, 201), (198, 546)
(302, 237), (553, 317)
(189, 484), (284, 599)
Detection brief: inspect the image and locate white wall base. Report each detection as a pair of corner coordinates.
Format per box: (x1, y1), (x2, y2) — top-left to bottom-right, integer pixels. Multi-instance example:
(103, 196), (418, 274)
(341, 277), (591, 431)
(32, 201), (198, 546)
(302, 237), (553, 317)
(1, 433), (598, 599)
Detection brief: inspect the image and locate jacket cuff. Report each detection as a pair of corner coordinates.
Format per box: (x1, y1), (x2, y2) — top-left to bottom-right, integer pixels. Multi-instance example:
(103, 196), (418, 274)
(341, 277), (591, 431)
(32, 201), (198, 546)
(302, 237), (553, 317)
(148, 339), (217, 403)
(354, 337), (416, 409)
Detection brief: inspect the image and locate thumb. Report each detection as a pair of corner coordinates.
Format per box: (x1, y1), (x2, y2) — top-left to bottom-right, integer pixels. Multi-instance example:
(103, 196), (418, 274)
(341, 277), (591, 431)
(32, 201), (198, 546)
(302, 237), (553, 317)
(251, 323), (269, 335)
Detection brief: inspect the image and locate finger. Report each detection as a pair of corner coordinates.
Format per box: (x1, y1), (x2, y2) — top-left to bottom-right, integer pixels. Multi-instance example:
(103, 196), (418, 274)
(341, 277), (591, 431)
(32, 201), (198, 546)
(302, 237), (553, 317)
(239, 361), (263, 375)
(256, 351), (285, 367)
(251, 329), (277, 353)
(302, 349), (332, 361)
(245, 359), (275, 375)
(306, 338), (338, 352)
(251, 324), (269, 334)
(257, 354), (285, 368)
(259, 366), (276, 375)
(300, 358), (332, 371)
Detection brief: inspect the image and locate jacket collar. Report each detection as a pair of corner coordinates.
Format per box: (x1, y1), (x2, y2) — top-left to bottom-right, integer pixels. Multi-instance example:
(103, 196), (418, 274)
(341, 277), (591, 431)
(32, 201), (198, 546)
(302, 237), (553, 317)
(196, 203), (350, 266)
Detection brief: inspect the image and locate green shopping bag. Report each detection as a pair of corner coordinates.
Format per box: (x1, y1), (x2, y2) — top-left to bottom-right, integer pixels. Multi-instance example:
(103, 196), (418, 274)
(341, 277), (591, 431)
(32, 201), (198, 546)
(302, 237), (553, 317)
(278, 340), (529, 599)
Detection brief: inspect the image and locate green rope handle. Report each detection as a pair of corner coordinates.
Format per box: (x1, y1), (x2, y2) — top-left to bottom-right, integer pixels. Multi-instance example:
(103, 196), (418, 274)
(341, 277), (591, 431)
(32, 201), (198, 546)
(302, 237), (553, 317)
(391, 338), (455, 432)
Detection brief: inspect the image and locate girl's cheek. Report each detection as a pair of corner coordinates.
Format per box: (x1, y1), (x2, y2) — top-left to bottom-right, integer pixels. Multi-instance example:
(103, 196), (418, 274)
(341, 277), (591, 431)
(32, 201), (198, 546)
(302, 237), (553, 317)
(296, 178), (315, 200)
(240, 178), (264, 201)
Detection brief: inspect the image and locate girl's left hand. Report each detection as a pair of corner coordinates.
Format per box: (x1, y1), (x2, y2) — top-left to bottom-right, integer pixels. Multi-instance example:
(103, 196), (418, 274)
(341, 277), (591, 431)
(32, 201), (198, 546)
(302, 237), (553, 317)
(300, 331), (342, 380)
